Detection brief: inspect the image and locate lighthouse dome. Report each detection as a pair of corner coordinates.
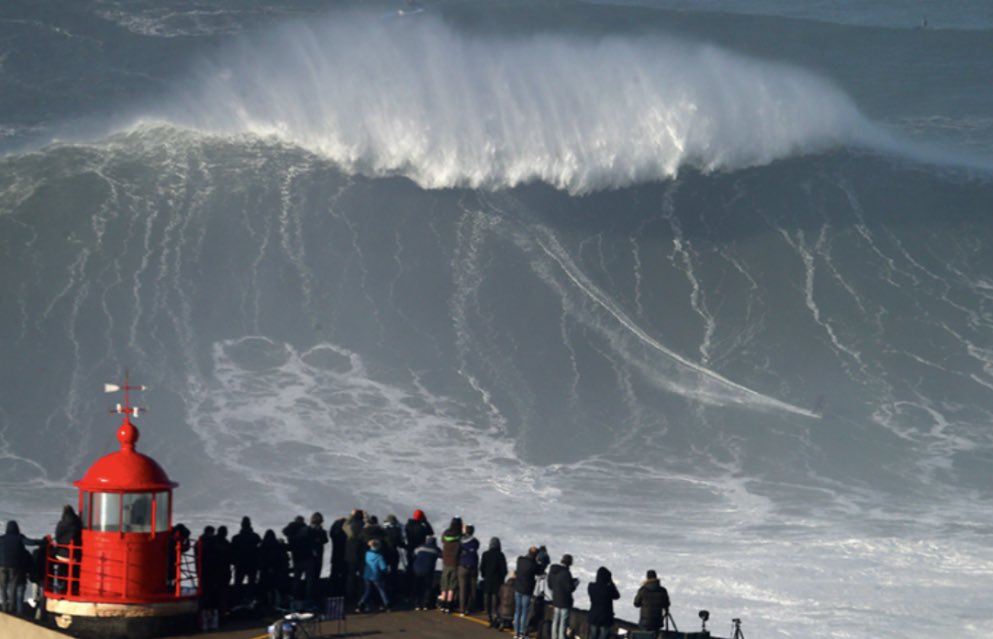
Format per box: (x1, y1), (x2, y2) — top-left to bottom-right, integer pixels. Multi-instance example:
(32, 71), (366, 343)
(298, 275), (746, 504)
(73, 418), (178, 491)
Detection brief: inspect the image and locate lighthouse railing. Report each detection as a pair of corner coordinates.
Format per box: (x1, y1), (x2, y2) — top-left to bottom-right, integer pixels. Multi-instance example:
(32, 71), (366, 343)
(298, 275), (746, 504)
(42, 536), (82, 598)
(44, 535), (199, 602)
(175, 538), (201, 597)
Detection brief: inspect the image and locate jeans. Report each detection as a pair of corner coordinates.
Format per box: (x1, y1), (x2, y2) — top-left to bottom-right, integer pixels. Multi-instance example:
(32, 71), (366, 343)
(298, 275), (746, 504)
(0, 568), (21, 614)
(552, 606), (570, 639)
(357, 578), (389, 610)
(589, 624), (612, 639)
(513, 591), (531, 636)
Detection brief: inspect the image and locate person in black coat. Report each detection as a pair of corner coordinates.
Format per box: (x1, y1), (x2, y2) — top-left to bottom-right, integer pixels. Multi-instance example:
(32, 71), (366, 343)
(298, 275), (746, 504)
(403, 509), (433, 597)
(328, 517), (348, 597)
(258, 529), (289, 610)
(381, 515), (405, 601)
(0, 520), (41, 615)
(480, 537), (507, 627)
(547, 554), (578, 639)
(53, 505), (82, 594)
(231, 516), (261, 600)
(633, 569), (671, 631)
(282, 515), (310, 601)
(587, 566), (620, 639)
(513, 546), (541, 639)
(303, 512), (328, 604)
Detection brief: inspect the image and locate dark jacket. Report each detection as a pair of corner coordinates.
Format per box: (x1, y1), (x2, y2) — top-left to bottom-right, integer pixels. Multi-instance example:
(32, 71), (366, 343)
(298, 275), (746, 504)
(458, 535), (480, 569)
(0, 521), (40, 569)
(633, 579), (671, 630)
(54, 510), (82, 558)
(587, 567), (620, 627)
(480, 539), (507, 590)
(231, 524), (261, 569)
(515, 554), (541, 595)
(547, 563), (578, 608)
(283, 518), (309, 567)
(441, 532), (461, 568)
(404, 518), (433, 552)
(412, 537), (441, 576)
(382, 521), (405, 568)
(329, 518), (347, 564)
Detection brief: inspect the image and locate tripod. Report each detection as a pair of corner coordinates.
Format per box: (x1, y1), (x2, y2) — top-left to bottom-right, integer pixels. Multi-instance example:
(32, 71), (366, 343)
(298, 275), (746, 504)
(661, 608), (678, 632)
(731, 618), (745, 639)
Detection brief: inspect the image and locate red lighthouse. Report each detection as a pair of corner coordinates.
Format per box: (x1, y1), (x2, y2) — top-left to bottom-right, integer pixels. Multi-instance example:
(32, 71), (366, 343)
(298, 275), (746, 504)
(44, 378), (199, 638)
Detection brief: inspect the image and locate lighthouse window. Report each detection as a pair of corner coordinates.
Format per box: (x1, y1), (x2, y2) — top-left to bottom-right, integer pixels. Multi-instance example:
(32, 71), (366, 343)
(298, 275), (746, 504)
(92, 492), (122, 532)
(122, 493), (153, 533)
(154, 491), (170, 533)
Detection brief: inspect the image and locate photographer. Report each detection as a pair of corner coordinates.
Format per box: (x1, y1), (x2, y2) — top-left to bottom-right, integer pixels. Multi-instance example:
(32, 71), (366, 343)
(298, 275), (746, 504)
(633, 569), (671, 632)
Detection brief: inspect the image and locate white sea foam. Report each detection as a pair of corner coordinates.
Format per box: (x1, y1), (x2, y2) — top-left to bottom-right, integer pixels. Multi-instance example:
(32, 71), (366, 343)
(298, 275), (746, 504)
(152, 11), (875, 194)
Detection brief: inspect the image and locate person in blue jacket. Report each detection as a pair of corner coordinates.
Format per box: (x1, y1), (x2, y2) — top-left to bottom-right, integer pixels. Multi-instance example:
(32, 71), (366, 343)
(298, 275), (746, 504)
(412, 535), (441, 610)
(356, 539), (390, 613)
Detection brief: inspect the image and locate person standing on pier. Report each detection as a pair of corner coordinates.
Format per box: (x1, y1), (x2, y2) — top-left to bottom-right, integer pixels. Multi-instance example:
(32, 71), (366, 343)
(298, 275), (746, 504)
(381, 515), (405, 602)
(480, 537), (507, 627)
(304, 512), (329, 604)
(344, 509), (367, 604)
(439, 517), (463, 614)
(231, 516), (261, 602)
(356, 539), (390, 613)
(457, 524), (480, 615)
(328, 517), (348, 598)
(404, 509), (433, 598)
(633, 569), (671, 632)
(412, 535), (441, 610)
(513, 546), (541, 639)
(0, 520), (41, 616)
(587, 566), (620, 639)
(547, 554), (578, 639)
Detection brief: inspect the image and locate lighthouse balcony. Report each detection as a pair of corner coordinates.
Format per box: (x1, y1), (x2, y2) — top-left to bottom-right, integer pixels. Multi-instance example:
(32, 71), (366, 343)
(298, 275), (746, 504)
(43, 537), (200, 605)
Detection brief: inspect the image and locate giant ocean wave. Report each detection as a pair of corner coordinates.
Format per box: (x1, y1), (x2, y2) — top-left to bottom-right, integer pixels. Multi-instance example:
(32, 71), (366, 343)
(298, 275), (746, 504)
(146, 12), (881, 194)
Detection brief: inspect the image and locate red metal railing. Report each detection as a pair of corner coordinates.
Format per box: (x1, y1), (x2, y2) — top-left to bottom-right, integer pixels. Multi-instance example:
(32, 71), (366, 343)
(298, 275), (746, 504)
(44, 536), (199, 603)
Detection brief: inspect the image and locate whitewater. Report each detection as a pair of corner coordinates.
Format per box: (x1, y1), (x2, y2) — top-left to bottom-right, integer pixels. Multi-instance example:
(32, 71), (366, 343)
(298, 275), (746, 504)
(2, 1), (993, 638)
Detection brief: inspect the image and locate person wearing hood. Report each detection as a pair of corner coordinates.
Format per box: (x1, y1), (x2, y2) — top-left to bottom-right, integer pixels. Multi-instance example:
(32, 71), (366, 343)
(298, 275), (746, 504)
(356, 539), (390, 613)
(480, 537), (507, 627)
(411, 534), (441, 610)
(633, 569), (671, 631)
(0, 520), (41, 616)
(53, 505), (82, 594)
(457, 523), (480, 615)
(548, 554), (579, 639)
(231, 516), (261, 601)
(587, 566), (620, 639)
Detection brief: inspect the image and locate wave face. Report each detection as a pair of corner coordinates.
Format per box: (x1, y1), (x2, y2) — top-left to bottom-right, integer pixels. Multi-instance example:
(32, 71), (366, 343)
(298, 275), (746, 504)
(2, 3), (993, 639)
(162, 12), (873, 193)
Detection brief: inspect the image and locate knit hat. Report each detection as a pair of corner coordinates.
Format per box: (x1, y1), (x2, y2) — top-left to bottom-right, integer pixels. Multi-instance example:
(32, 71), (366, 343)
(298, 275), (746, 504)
(413, 509), (425, 522)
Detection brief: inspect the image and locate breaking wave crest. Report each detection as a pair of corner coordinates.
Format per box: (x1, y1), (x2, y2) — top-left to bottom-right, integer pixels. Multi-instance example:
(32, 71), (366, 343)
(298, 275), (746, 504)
(152, 11), (876, 193)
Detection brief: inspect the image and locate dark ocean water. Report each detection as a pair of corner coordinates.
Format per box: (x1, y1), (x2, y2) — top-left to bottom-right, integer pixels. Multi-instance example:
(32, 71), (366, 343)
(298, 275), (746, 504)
(2, 1), (992, 637)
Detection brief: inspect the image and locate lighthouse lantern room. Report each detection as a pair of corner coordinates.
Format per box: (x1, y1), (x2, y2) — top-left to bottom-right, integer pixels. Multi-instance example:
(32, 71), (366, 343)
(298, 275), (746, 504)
(44, 377), (198, 638)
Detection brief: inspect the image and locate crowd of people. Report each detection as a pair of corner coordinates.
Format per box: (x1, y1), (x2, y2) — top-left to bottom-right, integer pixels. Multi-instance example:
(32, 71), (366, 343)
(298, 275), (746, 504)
(191, 508), (674, 638)
(0, 506), (675, 639)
